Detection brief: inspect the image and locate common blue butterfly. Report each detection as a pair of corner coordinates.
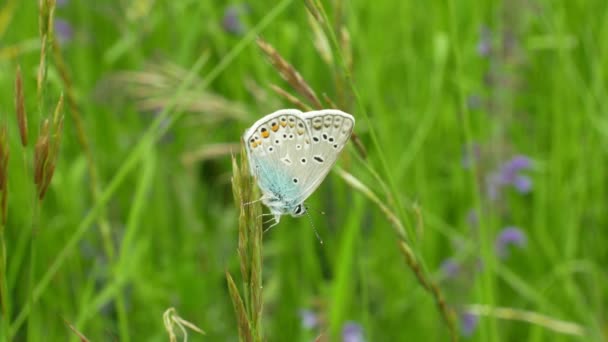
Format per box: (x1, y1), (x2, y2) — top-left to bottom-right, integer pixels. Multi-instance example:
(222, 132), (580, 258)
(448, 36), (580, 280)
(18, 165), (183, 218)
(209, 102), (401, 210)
(243, 109), (355, 225)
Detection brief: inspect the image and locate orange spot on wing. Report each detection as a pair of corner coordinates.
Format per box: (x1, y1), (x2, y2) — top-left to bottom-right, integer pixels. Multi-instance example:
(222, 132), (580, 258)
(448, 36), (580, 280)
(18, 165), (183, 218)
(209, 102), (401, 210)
(271, 123), (279, 132)
(280, 121), (287, 127)
(261, 130), (270, 138)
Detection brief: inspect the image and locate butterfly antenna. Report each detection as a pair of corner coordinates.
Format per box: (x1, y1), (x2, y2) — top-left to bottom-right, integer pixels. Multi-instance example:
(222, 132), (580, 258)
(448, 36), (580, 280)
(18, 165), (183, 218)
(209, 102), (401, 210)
(305, 203), (325, 216)
(305, 207), (323, 245)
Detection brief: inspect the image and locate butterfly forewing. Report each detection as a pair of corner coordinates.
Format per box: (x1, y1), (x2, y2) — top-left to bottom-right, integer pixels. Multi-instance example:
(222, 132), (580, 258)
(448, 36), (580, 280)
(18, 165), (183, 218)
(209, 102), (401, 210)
(243, 109), (314, 203)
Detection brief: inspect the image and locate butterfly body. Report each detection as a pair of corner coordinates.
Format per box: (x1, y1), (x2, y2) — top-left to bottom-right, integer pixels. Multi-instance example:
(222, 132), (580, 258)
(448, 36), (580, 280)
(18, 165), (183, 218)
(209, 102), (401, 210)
(243, 109), (355, 224)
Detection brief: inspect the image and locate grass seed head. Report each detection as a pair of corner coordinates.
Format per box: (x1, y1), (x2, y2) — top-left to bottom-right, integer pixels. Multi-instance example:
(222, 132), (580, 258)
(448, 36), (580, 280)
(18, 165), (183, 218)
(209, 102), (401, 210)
(15, 65), (28, 147)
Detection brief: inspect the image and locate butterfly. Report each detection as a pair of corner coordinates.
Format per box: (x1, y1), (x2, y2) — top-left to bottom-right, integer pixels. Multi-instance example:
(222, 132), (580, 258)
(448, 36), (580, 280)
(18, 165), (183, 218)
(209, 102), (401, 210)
(243, 109), (355, 225)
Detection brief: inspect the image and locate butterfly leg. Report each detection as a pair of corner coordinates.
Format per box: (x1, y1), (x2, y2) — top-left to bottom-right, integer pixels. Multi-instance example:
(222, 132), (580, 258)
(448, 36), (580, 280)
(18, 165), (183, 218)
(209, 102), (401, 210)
(242, 197), (264, 207)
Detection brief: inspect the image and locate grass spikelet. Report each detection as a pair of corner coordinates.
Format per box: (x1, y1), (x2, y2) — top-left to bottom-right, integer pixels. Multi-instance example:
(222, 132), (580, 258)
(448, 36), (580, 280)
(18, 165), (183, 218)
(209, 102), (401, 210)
(33, 94), (63, 200)
(256, 37), (323, 109)
(228, 142), (263, 342)
(269, 84), (313, 111)
(162, 307), (206, 342)
(37, 34), (47, 100)
(15, 65), (28, 147)
(226, 271), (253, 342)
(307, 11), (333, 65)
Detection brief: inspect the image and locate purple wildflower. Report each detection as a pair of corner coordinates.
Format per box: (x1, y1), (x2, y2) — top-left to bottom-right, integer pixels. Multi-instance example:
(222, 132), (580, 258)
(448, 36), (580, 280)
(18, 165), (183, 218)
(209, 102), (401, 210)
(56, 0), (68, 7)
(495, 226), (527, 259)
(222, 5), (248, 35)
(486, 154), (533, 199)
(460, 311), (479, 337)
(299, 309), (318, 329)
(440, 258), (460, 278)
(477, 26), (492, 57)
(54, 18), (73, 44)
(466, 209), (479, 228)
(513, 175), (532, 193)
(342, 322), (365, 342)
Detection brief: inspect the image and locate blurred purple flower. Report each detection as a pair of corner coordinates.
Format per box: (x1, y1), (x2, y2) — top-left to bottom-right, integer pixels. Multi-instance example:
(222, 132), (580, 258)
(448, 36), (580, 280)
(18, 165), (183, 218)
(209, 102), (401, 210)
(466, 94), (483, 110)
(342, 322), (365, 342)
(495, 226), (527, 259)
(56, 0), (68, 7)
(440, 258), (460, 278)
(466, 209), (479, 227)
(461, 143), (480, 169)
(54, 18), (73, 44)
(486, 154), (533, 199)
(460, 311), (479, 337)
(299, 309), (318, 329)
(477, 26), (492, 57)
(222, 5), (248, 35)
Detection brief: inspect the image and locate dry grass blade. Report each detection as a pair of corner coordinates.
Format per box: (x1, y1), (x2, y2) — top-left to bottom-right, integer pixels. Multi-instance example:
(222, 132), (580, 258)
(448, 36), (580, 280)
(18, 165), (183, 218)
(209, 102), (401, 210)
(399, 242), (457, 341)
(101, 60), (248, 123)
(464, 304), (587, 337)
(162, 307), (206, 342)
(256, 37), (323, 109)
(63, 319), (90, 342)
(335, 167), (457, 341)
(270, 84), (312, 112)
(335, 167), (405, 240)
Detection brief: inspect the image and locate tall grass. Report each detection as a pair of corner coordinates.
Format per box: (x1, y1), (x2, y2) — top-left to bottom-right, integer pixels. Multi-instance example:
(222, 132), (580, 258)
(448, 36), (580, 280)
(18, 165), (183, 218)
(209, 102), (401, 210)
(0, 0), (606, 341)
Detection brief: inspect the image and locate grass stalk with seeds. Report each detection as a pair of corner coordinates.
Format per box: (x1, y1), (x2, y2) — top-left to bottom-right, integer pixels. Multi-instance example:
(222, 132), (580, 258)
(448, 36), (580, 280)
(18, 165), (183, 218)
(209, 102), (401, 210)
(228, 144), (264, 342)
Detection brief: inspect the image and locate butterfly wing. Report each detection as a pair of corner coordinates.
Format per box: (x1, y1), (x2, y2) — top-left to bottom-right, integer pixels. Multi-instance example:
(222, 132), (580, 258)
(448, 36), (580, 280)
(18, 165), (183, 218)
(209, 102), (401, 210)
(243, 109), (314, 207)
(292, 109), (355, 204)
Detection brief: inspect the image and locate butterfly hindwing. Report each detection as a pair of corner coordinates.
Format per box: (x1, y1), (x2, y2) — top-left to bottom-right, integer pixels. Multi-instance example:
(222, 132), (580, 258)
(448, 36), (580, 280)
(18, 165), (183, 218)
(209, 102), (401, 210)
(295, 109), (355, 203)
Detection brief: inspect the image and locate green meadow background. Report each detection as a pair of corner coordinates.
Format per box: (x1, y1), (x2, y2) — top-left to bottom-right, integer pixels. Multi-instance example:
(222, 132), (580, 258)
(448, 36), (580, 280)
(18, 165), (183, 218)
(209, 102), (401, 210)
(1, 0), (607, 341)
